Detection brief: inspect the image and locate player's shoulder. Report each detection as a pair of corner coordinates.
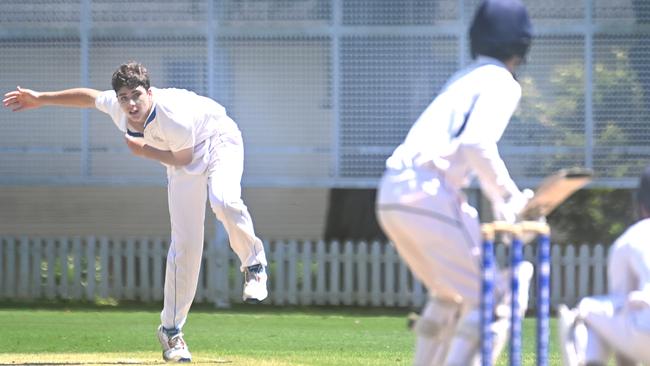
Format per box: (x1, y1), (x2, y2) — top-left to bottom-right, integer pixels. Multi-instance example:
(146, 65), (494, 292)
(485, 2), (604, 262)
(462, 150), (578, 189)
(446, 57), (519, 95)
(152, 87), (196, 100)
(152, 87), (227, 124)
(472, 57), (517, 80)
(625, 218), (650, 235)
(95, 89), (117, 103)
(613, 218), (650, 251)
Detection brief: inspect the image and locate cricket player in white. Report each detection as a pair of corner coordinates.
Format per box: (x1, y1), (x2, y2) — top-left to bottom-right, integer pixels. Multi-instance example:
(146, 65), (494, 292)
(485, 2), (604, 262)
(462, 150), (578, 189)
(3, 61), (268, 363)
(558, 166), (650, 366)
(375, 1), (534, 364)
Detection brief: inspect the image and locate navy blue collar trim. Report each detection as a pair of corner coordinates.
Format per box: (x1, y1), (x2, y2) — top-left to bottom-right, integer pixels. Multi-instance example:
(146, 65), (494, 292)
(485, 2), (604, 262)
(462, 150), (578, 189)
(126, 129), (144, 138)
(143, 105), (156, 129)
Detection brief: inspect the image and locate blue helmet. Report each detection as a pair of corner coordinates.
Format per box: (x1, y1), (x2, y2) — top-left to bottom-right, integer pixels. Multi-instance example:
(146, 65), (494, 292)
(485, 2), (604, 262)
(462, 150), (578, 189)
(469, 0), (533, 60)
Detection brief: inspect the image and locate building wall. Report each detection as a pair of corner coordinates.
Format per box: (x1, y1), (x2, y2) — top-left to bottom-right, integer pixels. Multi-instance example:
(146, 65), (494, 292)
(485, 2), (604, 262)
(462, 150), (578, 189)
(0, 186), (328, 240)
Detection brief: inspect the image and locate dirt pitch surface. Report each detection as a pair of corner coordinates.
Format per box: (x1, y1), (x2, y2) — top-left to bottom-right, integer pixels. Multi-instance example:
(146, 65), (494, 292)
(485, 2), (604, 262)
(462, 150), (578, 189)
(0, 353), (307, 366)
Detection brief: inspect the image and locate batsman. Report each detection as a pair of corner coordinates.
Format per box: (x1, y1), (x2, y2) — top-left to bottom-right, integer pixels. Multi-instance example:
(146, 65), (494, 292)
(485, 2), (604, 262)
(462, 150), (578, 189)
(376, 0), (535, 364)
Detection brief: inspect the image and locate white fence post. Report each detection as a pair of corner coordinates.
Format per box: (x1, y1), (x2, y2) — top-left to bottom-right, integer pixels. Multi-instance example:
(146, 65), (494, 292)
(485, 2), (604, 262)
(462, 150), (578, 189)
(273, 240), (285, 305)
(564, 245), (577, 306)
(315, 240), (326, 305)
(31, 237), (43, 299)
(551, 244), (562, 308)
(383, 244), (396, 306)
(328, 241), (341, 305)
(112, 239), (123, 299)
(342, 241), (354, 306)
(370, 241), (381, 306)
(592, 244), (606, 295)
(137, 237), (151, 302)
(18, 237), (30, 299)
(152, 238), (165, 302)
(412, 277), (425, 307)
(230, 250), (243, 304)
(300, 240), (313, 306)
(286, 240), (298, 305)
(212, 222), (230, 308)
(0, 237), (5, 300)
(58, 238), (69, 299)
(397, 254), (410, 307)
(98, 237), (109, 299)
(45, 238), (56, 300)
(356, 241), (368, 306)
(5, 237), (16, 299)
(125, 238), (136, 301)
(578, 244), (591, 301)
(85, 236), (96, 301)
(71, 237), (83, 300)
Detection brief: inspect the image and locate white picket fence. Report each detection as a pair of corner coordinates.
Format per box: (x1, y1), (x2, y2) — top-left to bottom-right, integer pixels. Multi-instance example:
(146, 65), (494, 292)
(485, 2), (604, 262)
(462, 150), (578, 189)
(0, 236), (608, 309)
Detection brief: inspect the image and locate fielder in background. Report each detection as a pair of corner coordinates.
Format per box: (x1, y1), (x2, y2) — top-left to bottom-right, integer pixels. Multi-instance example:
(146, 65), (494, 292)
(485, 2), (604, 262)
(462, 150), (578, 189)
(558, 166), (650, 366)
(3, 61), (269, 363)
(375, 0), (534, 364)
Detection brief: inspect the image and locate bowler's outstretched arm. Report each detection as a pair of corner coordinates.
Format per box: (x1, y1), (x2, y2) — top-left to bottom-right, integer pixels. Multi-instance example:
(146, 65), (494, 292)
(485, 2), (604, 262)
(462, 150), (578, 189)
(3, 86), (99, 111)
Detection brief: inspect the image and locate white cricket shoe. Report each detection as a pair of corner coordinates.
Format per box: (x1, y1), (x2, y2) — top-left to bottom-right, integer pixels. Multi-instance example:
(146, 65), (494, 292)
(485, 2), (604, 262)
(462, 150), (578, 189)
(557, 304), (579, 366)
(157, 325), (192, 363)
(243, 264), (268, 303)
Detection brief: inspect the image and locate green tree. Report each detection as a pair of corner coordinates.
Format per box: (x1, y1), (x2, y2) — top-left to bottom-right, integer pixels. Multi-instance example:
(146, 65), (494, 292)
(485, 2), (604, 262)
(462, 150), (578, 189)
(516, 46), (648, 244)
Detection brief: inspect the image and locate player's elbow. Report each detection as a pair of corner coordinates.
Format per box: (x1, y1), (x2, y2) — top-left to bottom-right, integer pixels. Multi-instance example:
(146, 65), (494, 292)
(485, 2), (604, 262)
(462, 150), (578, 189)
(175, 154), (193, 167)
(171, 148), (193, 166)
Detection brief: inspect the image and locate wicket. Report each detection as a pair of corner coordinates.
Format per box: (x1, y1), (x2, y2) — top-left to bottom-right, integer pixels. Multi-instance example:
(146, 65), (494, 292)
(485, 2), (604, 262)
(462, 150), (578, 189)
(481, 221), (551, 366)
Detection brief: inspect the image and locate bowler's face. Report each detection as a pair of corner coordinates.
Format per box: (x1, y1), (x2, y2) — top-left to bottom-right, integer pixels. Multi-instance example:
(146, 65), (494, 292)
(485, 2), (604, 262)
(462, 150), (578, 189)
(116, 86), (153, 125)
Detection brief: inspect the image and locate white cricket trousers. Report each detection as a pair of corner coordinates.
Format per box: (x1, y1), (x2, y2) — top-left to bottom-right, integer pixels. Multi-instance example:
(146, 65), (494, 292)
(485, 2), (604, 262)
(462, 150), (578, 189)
(376, 165), (483, 307)
(161, 130), (267, 330)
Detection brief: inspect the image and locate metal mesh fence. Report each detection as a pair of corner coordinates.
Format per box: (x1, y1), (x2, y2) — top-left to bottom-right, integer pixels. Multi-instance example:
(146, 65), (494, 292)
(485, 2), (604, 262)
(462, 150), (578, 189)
(1, 0), (649, 188)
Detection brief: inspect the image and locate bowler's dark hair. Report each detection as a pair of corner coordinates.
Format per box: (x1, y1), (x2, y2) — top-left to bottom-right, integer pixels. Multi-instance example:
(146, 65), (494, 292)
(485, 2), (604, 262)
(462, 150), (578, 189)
(111, 61), (150, 92)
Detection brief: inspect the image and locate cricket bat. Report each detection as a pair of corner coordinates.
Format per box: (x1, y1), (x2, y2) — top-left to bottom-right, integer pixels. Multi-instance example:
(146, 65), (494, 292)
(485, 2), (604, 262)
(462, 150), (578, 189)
(519, 167), (593, 220)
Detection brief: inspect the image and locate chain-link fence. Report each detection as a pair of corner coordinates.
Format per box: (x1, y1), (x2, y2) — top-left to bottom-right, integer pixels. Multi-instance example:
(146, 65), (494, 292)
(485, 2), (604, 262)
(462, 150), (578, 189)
(1, 0), (649, 188)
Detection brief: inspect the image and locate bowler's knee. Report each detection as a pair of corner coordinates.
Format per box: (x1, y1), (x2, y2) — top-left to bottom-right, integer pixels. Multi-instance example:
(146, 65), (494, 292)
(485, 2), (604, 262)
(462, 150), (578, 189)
(209, 189), (244, 219)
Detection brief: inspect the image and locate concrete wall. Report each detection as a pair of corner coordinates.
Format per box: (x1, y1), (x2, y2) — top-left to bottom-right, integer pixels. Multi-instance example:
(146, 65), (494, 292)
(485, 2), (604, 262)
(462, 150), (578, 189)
(0, 186), (329, 241)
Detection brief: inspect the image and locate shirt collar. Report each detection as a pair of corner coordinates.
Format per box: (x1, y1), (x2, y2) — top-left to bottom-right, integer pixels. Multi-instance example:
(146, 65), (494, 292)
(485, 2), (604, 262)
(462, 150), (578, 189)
(475, 55), (507, 69)
(143, 103), (157, 129)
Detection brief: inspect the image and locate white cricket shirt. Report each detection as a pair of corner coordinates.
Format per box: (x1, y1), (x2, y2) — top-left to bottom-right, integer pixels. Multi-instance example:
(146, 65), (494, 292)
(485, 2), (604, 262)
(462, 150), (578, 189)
(95, 87), (239, 173)
(386, 56), (522, 204)
(609, 218), (650, 297)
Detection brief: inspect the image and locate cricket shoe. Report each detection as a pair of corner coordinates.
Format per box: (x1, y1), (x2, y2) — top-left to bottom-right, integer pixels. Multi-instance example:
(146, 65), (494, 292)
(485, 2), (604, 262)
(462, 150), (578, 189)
(157, 325), (192, 363)
(557, 304), (579, 366)
(243, 264), (268, 303)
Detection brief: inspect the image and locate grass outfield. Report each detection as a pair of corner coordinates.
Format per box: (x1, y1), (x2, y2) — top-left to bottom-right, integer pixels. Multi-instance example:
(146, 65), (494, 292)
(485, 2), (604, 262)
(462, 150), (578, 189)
(0, 303), (560, 365)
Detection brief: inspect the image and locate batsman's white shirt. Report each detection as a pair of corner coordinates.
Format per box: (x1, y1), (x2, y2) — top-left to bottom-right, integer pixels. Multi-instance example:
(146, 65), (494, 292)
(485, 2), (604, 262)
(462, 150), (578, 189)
(95, 87), (266, 330)
(377, 56), (524, 306)
(385, 56), (522, 205)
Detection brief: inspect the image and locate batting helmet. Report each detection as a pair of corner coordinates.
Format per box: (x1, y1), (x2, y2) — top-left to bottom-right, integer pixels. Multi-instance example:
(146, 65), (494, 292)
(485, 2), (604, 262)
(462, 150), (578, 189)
(469, 0), (533, 60)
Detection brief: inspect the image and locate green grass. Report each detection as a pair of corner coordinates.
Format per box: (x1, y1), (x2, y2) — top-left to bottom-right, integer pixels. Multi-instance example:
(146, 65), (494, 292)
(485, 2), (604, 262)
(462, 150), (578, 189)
(0, 303), (560, 365)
